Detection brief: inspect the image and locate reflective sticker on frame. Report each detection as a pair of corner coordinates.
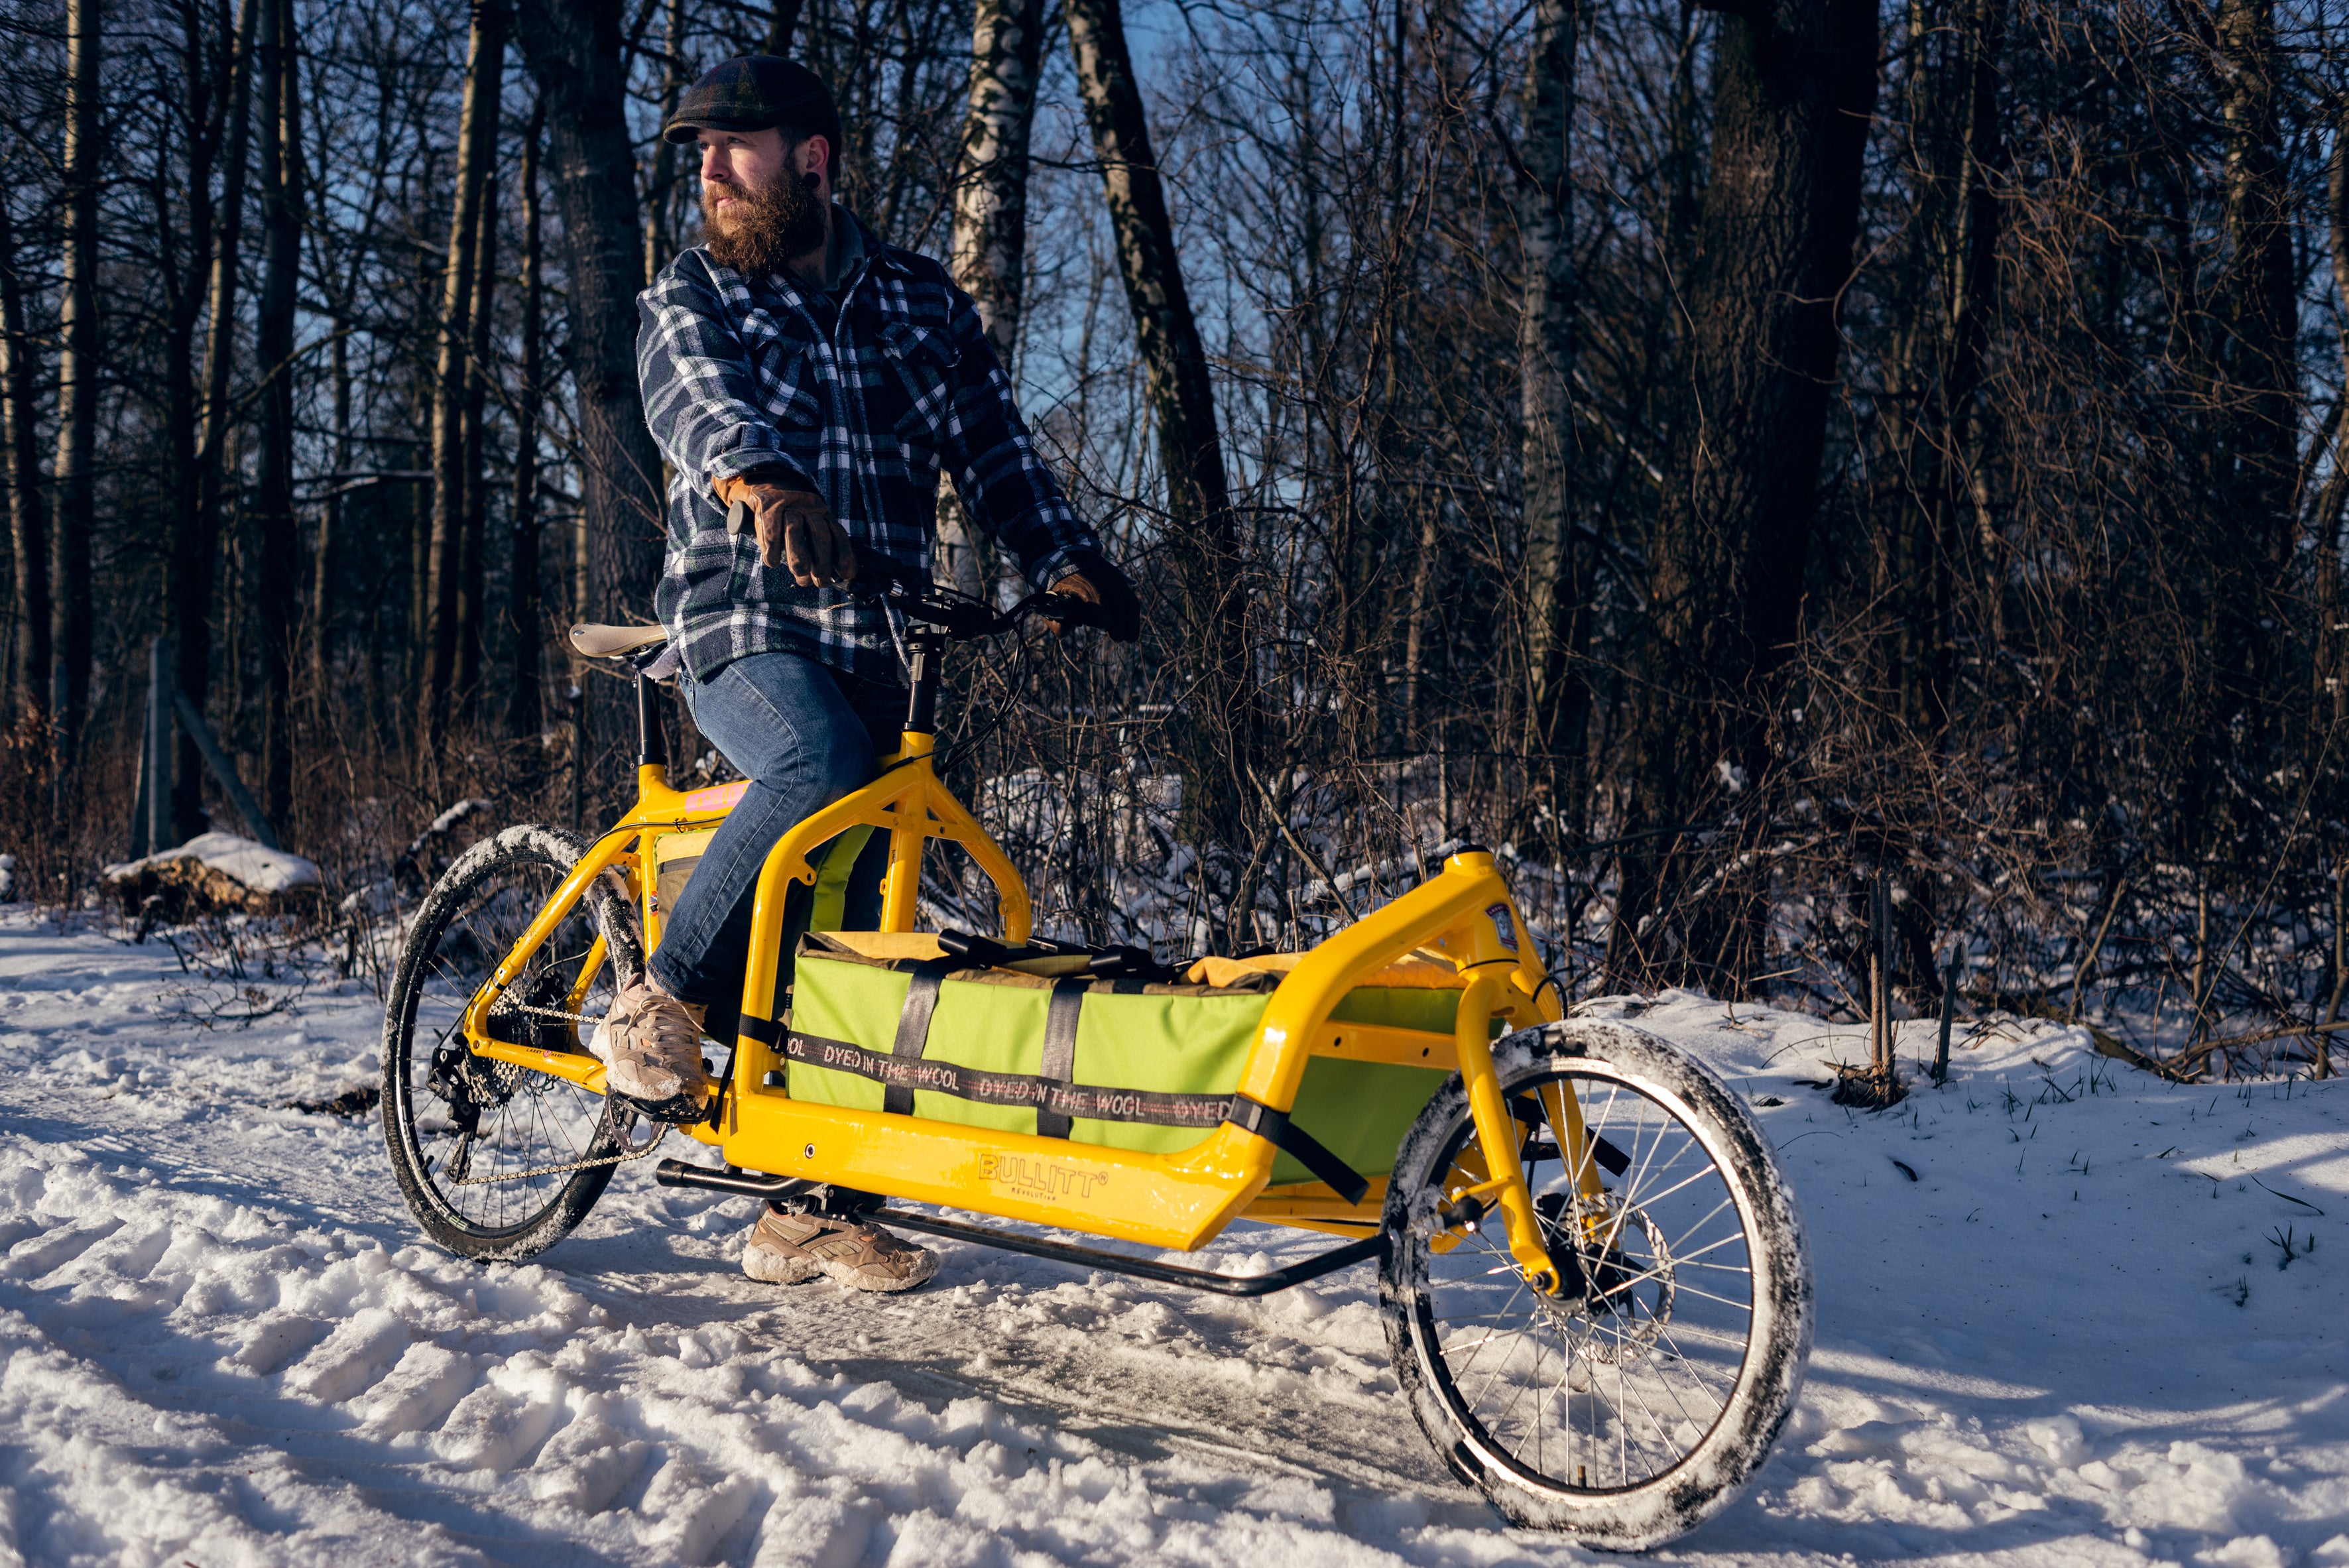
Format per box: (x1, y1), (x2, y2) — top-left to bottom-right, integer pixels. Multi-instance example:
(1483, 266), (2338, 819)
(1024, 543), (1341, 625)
(1487, 904), (1519, 953)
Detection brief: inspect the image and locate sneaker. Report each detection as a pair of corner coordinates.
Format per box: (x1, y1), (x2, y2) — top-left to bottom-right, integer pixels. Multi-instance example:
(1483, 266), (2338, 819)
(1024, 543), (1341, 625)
(741, 1207), (941, 1293)
(587, 981), (712, 1123)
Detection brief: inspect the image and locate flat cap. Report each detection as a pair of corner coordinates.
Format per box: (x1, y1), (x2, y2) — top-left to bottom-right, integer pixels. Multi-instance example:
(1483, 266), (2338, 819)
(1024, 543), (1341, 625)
(662, 55), (841, 149)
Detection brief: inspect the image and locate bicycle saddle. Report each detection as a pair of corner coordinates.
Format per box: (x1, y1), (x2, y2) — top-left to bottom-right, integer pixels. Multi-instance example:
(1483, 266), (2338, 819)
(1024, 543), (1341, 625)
(570, 623), (671, 658)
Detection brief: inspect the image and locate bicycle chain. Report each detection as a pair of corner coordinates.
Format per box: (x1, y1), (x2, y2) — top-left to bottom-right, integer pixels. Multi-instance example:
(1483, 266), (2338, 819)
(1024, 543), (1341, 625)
(448, 1122), (668, 1185)
(503, 1001), (598, 1026)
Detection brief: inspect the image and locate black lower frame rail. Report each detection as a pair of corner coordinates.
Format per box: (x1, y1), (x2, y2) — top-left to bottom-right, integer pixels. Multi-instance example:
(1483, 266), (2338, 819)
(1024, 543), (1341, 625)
(654, 1158), (1386, 1298)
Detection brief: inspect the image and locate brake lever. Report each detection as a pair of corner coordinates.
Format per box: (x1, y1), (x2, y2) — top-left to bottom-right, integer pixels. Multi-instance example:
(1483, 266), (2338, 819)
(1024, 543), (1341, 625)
(1012, 591), (1107, 633)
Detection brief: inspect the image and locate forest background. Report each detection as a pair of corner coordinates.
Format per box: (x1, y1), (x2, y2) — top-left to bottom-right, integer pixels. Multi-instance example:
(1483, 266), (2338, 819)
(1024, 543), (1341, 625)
(0, 0), (2336, 1079)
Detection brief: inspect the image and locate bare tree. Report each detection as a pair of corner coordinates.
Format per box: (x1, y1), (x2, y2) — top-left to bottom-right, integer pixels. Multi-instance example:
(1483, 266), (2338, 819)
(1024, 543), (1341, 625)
(1065, 0), (1257, 903)
(512, 0), (660, 629)
(0, 194), (49, 723)
(48, 0), (99, 744)
(506, 101), (546, 739)
(422, 0), (507, 743)
(254, 0), (305, 821)
(938, 0), (1046, 591)
(182, 0), (259, 839)
(1516, 0), (1581, 760)
(951, 0), (1046, 361)
(1612, 0), (1880, 987)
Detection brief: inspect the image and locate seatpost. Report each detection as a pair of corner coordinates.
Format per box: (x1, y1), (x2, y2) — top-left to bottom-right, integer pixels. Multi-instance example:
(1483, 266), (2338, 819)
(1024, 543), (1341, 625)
(904, 631), (944, 735)
(634, 671), (668, 769)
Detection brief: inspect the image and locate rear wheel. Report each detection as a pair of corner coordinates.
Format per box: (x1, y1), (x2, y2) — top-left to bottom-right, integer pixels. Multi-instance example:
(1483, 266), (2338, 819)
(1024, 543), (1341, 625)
(381, 825), (648, 1262)
(1380, 1020), (1811, 1548)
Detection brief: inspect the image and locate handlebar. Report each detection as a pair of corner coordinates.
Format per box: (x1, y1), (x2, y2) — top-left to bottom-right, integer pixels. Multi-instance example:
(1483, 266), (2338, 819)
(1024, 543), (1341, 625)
(847, 543), (1102, 641)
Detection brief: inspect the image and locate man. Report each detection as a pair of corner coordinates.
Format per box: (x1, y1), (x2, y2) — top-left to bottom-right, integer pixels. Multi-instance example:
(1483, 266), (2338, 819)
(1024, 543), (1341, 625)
(605, 56), (1138, 1294)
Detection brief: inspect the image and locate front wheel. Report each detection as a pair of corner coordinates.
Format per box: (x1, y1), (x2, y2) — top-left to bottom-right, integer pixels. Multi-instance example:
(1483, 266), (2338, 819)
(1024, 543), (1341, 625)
(381, 825), (648, 1262)
(1380, 1020), (1811, 1549)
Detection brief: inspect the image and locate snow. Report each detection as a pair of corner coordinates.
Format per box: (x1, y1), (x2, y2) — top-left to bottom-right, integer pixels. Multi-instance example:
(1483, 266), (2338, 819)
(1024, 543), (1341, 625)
(1, 916), (2346, 1565)
(425, 800), (494, 838)
(103, 832), (323, 894)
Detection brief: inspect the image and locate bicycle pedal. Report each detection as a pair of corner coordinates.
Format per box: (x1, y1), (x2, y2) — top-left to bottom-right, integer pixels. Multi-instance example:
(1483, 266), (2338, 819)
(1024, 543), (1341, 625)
(609, 1088), (713, 1126)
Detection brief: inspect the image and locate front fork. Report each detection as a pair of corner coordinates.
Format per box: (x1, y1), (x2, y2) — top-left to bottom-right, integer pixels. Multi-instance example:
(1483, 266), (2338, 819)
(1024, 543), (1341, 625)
(1448, 967), (1604, 1295)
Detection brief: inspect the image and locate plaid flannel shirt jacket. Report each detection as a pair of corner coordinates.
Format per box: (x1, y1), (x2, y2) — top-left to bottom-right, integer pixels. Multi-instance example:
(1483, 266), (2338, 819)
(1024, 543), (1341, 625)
(638, 210), (1096, 686)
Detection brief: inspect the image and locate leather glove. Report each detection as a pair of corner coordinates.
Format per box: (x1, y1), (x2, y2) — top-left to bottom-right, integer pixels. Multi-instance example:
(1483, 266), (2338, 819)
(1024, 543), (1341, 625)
(1044, 548), (1140, 643)
(713, 469), (855, 588)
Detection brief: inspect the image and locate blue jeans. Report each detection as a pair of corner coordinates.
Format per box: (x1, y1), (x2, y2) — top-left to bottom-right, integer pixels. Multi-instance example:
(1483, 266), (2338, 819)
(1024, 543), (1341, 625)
(647, 648), (904, 1006)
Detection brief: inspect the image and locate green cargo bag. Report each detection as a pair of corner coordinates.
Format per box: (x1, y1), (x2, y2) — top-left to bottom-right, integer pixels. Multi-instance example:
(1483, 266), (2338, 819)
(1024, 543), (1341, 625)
(781, 933), (1459, 1188)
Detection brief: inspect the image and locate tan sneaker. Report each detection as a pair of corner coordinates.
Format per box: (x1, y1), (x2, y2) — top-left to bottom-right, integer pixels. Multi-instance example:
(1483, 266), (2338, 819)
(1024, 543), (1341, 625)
(741, 1207), (941, 1293)
(587, 981), (712, 1123)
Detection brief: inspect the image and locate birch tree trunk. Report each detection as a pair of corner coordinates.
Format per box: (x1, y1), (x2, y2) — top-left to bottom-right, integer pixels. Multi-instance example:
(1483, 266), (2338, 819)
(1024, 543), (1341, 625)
(254, 0), (304, 821)
(1063, 0), (1257, 902)
(514, 0), (660, 632)
(939, 0), (1046, 594)
(953, 0), (1046, 363)
(1611, 0), (1878, 988)
(0, 198), (50, 723)
(314, 324), (348, 701)
(424, 0), (508, 743)
(1516, 0), (1582, 756)
(48, 0), (100, 745)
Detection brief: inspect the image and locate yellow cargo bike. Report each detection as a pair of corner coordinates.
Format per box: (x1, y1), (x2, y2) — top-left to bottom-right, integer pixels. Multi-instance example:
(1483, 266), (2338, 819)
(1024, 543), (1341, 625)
(379, 558), (1812, 1549)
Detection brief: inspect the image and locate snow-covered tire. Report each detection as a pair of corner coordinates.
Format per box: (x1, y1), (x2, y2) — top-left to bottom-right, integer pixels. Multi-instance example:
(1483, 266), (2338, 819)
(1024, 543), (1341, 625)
(382, 825), (646, 1262)
(1379, 1019), (1811, 1549)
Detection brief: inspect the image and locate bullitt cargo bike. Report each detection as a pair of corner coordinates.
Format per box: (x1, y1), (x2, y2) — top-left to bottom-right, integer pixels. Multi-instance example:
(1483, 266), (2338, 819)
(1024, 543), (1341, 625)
(380, 554), (1812, 1549)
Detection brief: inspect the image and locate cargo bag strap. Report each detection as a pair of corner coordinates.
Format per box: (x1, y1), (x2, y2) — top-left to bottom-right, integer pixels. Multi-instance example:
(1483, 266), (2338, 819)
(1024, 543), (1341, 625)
(1034, 978), (1087, 1139)
(883, 957), (964, 1115)
(1223, 1095), (1369, 1205)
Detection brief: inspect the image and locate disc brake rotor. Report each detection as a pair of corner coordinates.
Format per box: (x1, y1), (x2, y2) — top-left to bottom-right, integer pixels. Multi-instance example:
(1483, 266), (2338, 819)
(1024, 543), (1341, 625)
(1535, 1192), (1676, 1362)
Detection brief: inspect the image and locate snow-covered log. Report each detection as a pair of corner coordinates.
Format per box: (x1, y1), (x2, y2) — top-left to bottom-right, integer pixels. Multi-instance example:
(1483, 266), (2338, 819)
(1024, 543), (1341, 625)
(103, 831), (322, 915)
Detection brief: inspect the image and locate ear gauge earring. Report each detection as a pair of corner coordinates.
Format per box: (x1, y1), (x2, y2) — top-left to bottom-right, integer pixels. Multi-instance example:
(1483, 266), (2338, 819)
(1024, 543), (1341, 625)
(803, 171), (820, 190)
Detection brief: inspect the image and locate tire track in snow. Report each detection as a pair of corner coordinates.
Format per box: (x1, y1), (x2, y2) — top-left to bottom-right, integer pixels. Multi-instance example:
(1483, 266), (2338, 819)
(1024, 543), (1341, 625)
(0, 1134), (1534, 1565)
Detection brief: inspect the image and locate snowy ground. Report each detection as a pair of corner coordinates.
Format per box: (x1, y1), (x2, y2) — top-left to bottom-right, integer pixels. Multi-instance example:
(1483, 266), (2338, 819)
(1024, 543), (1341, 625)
(0, 910), (2346, 1566)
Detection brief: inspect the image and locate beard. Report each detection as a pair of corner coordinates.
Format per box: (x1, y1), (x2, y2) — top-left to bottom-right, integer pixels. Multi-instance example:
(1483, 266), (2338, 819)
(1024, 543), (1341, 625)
(703, 170), (826, 279)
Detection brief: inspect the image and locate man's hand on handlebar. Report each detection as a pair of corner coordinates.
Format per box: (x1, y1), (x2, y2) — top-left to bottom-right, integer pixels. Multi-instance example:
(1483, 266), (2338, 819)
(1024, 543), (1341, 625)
(1046, 548), (1141, 643)
(1044, 572), (1101, 638)
(823, 536), (1141, 646)
(714, 470), (856, 589)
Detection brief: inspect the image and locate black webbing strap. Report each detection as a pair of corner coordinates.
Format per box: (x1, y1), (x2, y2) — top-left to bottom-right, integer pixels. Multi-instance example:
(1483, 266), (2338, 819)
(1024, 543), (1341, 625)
(1034, 978), (1087, 1138)
(1223, 1095), (1369, 1205)
(883, 957), (959, 1115)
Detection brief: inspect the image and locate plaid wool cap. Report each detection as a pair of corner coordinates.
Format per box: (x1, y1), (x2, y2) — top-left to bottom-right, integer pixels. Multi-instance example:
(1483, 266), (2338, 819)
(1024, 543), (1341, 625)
(662, 56), (842, 149)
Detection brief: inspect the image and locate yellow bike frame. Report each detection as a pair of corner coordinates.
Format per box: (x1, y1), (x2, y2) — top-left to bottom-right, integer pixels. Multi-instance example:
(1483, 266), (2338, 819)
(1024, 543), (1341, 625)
(455, 731), (1591, 1290)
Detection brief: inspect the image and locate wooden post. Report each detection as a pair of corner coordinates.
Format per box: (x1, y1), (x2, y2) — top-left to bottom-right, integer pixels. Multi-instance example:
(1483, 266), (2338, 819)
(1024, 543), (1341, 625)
(129, 718), (150, 860)
(1935, 949), (1958, 1082)
(146, 638), (173, 855)
(1871, 871), (1892, 1086)
(1868, 947), (1883, 1077)
(171, 692), (279, 850)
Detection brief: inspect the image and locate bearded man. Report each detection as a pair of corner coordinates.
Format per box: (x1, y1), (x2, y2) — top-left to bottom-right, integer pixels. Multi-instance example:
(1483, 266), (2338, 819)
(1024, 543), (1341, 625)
(610, 56), (1138, 1294)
